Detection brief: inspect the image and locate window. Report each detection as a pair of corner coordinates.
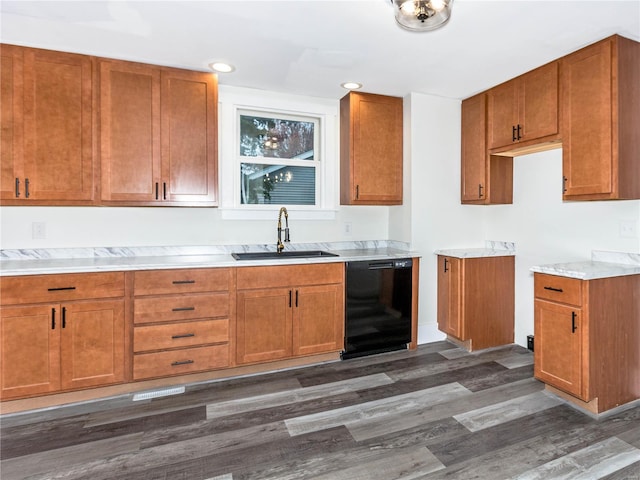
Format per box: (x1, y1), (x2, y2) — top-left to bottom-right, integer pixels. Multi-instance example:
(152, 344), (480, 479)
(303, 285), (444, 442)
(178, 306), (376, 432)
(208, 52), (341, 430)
(219, 86), (338, 220)
(238, 111), (319, 206)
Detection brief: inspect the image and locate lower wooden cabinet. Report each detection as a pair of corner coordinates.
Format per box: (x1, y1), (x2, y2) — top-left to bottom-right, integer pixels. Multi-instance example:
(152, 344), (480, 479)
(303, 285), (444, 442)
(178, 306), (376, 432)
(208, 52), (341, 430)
(0, 299), (125, 399)
(236, 263), (344, 365)
(132, 268), (232, 380)
(1, 263), (347, 401)
(534, 272), (640, 413)
(437, 254), (514, 351)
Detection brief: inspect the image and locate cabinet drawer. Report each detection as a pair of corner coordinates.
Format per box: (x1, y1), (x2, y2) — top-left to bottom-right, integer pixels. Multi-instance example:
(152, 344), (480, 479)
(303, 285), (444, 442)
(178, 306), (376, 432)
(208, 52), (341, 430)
(534, 273), (582, 306)
(134, 268), (230, 296)
(133, 344), (229, 380)
(134, 319), (229, 352)
(134, 293), (229, 324)
(0, 272), (125, 305)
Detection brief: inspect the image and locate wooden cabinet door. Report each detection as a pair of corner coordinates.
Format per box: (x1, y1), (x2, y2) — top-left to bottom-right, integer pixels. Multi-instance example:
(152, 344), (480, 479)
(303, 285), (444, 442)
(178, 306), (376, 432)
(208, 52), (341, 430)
(0, 305), (60, 399)
(1, 46), (94, 204)
(59, 299), (125, 390)
(561, 39), (613, 198)
(161, 68), (218, 205)
(340, 92), (403, 205)
(534, 299), (584, 399)
(22, 48), (94, 202)
(519, 61), (559, 143)
(236, 288), (293, 364)
(293, 284), (344, 356)
(100, 60), (161, 203)
(437, 256), (461, 339)
(487, 80), (519, 150)
(488, 62), (559, 151)
(461, 94), (487, 203)
(1, 44), (24, 201)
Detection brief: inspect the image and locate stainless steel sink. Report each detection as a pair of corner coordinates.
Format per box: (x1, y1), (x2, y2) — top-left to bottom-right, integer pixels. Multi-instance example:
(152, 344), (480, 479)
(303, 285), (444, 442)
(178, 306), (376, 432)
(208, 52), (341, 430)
(231, 250), (339, 260)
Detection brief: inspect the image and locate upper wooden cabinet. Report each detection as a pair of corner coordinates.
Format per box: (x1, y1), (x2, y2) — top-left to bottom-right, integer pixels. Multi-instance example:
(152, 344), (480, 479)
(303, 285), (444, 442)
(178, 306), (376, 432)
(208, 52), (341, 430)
(463, 34), (639, 204)
(461, 93), (513, 204)
(340, 92), (403, 205)
(487, 61), (560, 153)
(561, 35), (640, 200)
(0, 45), (95, 205)
(100, 60), (218, 206)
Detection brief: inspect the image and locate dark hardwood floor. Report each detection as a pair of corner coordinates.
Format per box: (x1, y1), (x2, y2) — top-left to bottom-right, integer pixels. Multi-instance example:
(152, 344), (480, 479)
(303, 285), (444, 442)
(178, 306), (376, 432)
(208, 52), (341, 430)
(1, 341), (639, 480)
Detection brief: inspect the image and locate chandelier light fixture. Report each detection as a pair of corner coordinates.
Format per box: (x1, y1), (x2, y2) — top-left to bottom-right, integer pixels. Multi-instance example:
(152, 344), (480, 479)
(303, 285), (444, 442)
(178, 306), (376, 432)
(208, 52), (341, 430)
(390, 0), (453, 32)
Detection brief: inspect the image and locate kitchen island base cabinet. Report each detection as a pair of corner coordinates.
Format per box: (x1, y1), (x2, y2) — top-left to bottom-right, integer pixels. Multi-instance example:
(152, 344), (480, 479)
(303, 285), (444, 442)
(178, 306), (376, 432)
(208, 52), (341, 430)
(534, 273), (640, 414)
(236, 263), (344, 365)
(437, 255), (514, 351)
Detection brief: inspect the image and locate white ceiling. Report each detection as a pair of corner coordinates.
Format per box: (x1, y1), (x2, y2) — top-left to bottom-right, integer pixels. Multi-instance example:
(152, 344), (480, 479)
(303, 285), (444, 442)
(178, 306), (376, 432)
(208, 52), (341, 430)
(1, 0), (639, 100)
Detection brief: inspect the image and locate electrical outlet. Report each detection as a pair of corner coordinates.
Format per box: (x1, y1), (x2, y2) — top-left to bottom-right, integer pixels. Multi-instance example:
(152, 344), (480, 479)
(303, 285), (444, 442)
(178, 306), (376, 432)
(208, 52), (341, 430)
(619, 220), (638, 239)
(344, 222), (352, 237)
(32, 222), (46, 240)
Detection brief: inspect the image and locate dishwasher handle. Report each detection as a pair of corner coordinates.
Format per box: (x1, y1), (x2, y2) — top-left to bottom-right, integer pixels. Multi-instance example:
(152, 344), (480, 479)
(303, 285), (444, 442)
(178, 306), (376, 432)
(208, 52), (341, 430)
(368, 261), (395, 270)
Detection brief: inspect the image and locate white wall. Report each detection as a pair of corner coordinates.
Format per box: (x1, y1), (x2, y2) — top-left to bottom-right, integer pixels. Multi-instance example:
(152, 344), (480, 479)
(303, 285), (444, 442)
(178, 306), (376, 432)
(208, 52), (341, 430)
(485, 149), (640, 346)
(406, 92), (485, 344)
(0, 205), (390, 249)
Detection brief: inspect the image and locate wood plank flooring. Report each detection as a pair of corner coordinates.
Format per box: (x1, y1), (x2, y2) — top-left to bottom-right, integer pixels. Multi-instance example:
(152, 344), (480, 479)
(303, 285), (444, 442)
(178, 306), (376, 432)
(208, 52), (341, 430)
(1, 341), (639, 480)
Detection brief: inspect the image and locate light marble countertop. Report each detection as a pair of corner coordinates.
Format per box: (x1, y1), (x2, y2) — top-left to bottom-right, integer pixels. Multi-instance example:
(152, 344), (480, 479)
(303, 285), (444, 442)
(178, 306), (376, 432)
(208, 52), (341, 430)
(530, 250), (640, 280)
(434, 240), (516, 259)
(0, 241), (420, 277)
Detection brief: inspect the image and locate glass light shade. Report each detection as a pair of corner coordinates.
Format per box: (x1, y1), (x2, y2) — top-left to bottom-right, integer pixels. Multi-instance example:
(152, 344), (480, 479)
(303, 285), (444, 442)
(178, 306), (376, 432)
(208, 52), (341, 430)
(391, 0), (453, 32)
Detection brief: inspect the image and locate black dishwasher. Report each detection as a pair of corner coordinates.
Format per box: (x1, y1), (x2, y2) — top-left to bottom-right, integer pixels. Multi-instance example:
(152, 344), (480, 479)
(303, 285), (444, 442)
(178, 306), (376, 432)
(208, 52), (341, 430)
(342, 258), (413, 359)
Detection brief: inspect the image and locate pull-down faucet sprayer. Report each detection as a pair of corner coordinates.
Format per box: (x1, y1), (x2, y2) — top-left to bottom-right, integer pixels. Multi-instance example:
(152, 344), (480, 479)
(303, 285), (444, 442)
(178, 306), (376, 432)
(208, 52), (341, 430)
(277, 207), (290, 253)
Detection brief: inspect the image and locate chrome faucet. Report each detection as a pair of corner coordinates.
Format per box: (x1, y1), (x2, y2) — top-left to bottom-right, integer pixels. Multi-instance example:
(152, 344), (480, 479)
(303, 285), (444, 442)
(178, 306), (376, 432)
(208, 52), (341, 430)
(277, 207), (290, 253)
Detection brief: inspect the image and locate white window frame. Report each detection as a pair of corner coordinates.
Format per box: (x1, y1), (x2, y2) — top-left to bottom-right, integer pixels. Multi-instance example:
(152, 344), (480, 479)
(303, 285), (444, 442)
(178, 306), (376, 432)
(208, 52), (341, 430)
(219, 86), (338, 220)
(237, 108), (320, 207)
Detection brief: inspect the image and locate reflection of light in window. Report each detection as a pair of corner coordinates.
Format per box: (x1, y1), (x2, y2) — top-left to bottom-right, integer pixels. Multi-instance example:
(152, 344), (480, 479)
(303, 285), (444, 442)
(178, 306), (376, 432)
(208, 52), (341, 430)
(285, 171), (293, 182)
(263, 136), (279, 150)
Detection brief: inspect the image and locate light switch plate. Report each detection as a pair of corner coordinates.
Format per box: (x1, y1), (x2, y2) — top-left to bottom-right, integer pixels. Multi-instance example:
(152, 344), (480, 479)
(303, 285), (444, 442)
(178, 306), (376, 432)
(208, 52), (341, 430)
(32, 222), (46, 239)
(619, 220), (638, 239)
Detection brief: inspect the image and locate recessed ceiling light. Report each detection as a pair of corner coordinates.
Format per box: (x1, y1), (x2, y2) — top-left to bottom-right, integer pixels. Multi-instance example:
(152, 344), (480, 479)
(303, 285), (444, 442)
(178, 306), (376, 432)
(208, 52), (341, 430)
(341, 82), (363, 90)
(209, 62), (235, 73)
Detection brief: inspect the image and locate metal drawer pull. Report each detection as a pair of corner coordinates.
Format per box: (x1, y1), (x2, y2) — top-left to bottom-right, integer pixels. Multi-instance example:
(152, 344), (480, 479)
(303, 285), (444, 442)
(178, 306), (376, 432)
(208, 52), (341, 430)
(15, 178), (20, 198)
(571, 311), (577, 333)
(171, 359), (194, 366)
(51, 308), (56, 329)
(172, 280), (196, 285)
(172, 307), (195, 312)
(171, 333), (195, 339)
(543, 286), (563, 293)
(48, 286), (76, 291)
